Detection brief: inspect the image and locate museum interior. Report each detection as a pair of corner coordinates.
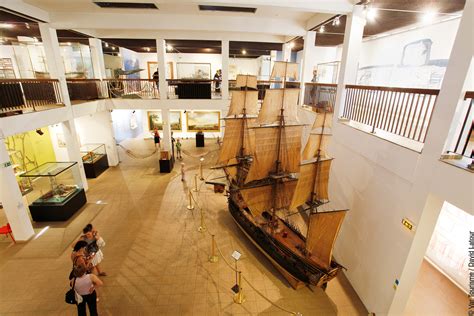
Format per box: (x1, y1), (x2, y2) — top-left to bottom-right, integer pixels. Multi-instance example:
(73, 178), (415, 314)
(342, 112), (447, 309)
(0, 0), (472, 315)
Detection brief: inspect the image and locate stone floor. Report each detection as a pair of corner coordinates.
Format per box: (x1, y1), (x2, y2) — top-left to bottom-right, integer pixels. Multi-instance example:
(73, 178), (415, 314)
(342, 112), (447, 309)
(0, 138), (367, 315)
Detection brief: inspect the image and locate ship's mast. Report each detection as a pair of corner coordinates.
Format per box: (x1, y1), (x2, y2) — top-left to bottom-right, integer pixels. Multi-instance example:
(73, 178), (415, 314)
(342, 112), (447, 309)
(271, 61), (289, 234)
(238, 76), (249, 159)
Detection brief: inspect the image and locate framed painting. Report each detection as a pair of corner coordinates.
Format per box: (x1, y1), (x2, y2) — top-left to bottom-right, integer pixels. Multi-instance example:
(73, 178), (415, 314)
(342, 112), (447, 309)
(147, 61), (174, 79)
(186, 111), (220, 132)
(148, 110), (182, 131)
(148, 111), (162, 130)
(176, 62), (211, 79)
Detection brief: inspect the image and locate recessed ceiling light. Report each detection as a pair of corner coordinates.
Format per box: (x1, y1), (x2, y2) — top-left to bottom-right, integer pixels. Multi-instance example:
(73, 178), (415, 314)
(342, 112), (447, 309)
(0, 23), (14, 29)
(145, 47), (150, 52)
(421, 10), (437, 24)
(104, 42), (109, 47)
(166, 44), (173, 51)
(67, 42), (72, 46)
(289, 42), (295, 49)
(319, 25), (325, 33)
(111, 46), (116, 50)
(366, 8), (378, 22)
(242, 49), (247, 55)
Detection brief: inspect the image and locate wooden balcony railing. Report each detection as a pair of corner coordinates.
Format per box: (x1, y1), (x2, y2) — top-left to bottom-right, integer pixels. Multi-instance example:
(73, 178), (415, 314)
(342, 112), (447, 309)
(0, 79), (64, 115)
(450, 91), (473, 158)
(304, 83), (337, 111)
(66, 79), (109, 102)
(342, 85), (439, 143)
(105, 79), (159, 99)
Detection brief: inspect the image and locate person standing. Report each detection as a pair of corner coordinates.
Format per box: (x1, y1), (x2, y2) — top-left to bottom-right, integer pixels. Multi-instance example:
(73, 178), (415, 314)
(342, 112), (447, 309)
(153, 128), (161, 150)
(214, 69), (222, 93)
(73, 265), (103, 316)
(176, 138), (182, 159)
(78, 225), (106, 276)
(180, 162), (185, 182)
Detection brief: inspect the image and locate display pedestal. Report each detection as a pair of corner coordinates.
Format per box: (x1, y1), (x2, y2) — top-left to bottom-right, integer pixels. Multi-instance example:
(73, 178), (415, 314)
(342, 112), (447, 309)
(29, 188), (87, 222)
(84, 154), (109, 178)
(159, 159), (174, 173)
(196, 132), (205, 147)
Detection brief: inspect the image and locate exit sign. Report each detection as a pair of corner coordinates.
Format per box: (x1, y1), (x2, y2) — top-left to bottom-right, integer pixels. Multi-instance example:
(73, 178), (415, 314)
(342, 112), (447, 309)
(402, 218), (416, 231)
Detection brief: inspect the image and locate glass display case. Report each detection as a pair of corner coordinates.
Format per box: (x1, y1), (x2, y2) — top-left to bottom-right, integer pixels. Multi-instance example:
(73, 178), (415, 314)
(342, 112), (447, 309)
(20, 162), (87, 221)
(80, 144), (109, 178)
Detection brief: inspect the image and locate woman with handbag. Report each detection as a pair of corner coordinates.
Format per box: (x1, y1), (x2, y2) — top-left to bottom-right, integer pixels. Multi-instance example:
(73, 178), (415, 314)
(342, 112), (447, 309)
(72, 264), (103, 316)
(79, 224), (106, 276)
(71, 241), (93, 278)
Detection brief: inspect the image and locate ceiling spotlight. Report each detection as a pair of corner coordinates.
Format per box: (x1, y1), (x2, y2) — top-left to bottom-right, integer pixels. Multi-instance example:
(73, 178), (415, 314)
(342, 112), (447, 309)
(67, 42), (72, 46)
(25, 23), (30, 29)
(366, 7), (378, 21)
(289, 42), (295, 49)
(145, 47), (150, 52)
(0, 23), (14, 29)
(35, 129), (44, 136)
(333, 17), (340, 26)
(421, 10), (437, 24)
(242, 49), (247, 55)
(319, 25), (325, 33)
(111, 46), (116, 50)
(166, 44), (173, 51)
(104, 42), (109, 48)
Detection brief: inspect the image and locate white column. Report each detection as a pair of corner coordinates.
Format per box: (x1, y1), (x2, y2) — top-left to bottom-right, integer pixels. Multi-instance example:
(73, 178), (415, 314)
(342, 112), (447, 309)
(388, 2), (474, 314)
(333, 5), (366, 118)
(221, 40), (229, 100)
(88, 38), (107, 79)
(299, 31), (317, 106)
(156, 39), (168, 99)
(38, 23), (71, 106)
(161, 109), (172, 152)
(282, 43), (292, 62)
(61, 120), (88, 191)
(0, 139), (35, 241)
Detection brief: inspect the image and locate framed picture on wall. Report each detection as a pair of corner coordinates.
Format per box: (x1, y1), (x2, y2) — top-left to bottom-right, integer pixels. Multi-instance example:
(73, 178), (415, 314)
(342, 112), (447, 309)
(186, 111), (220, 132)
(176, 62), (211, 80)
(147, 61), (174, 79)
(148, 111), (162, 130)
(148, 110), (182, 131)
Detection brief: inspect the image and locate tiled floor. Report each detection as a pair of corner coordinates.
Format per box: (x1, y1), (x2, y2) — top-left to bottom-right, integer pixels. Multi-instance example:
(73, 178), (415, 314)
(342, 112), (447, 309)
(404, 259), (468, 316)
(0, 138), (367, 315)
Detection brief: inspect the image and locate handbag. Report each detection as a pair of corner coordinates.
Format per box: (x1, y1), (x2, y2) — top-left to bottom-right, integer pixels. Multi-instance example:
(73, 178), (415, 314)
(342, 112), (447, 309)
(65, 278), (77, 304)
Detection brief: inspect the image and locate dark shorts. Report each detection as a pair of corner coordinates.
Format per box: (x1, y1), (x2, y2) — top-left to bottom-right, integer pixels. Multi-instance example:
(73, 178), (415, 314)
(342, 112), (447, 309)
(154, 136), (160, 144)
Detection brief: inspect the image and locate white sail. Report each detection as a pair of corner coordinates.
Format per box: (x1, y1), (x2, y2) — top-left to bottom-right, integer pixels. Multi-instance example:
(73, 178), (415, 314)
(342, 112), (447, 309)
(228, 90), (258, 116)
(257, 89), (299, 125)
(271, 61), (299, 80)
(235, 75), (258, 90)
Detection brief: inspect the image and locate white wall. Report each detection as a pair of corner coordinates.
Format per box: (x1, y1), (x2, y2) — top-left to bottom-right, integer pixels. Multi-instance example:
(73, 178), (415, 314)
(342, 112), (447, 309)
(111, 109), (145, 142)
(0, 45), (21, 78)
(74, 111), (119, 166)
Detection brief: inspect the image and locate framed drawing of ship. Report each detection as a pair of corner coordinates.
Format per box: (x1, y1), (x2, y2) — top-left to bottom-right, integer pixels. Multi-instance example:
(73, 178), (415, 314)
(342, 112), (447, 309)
(186, 111), (220, 132)
(217, 64), (347, 290)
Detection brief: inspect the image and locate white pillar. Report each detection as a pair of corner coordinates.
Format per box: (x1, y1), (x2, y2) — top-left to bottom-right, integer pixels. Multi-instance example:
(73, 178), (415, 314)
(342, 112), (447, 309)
(221, 40), (229, 100)
(61, 120), (88, 191)
(38, 23), (72, 106)
(388, 2), (474, 314)
(333, 5), (366, 118)
(0, 139), (35, 241)
(282, 43), (292, 62)
(299, 31), (317, 106)
(161, 109), (172, 152)
(156, 39), (168, 99)
(88, 38), (107, 79)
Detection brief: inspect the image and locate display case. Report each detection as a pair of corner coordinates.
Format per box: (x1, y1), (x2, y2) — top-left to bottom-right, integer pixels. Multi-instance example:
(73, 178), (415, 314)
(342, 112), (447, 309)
(81, 144), (109, 178)
(159, 150), (174, 173)
(20, 162), (87, 221)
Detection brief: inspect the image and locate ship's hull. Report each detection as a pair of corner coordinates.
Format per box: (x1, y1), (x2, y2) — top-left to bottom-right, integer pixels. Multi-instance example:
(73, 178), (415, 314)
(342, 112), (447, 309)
(228, 198), (340, 289)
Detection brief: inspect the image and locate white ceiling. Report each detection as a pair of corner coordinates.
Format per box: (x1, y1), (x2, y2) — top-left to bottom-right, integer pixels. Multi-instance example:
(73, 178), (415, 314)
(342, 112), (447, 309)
(17, 0), (354, 41)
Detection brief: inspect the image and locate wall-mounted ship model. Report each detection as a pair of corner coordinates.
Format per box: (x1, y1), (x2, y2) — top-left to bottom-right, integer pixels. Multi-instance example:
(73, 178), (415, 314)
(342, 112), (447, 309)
(217, 62), (347, 289)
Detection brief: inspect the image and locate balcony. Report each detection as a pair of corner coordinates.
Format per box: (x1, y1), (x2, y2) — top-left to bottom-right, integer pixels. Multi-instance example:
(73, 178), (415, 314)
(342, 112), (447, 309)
(0, 79), (65, 117)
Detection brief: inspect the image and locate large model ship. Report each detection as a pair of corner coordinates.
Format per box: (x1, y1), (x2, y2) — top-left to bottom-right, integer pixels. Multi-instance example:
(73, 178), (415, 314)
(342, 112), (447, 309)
(218, 62), (347, 289)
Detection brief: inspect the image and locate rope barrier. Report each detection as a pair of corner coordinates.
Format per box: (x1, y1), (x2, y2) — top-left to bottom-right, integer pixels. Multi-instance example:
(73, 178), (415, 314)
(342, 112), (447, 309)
(186, 170), (301, 315)
(118, 144), (157, 159)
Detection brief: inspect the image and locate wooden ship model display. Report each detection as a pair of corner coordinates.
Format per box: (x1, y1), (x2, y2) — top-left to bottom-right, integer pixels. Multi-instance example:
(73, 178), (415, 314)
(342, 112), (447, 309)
(218, 62), (347, 289)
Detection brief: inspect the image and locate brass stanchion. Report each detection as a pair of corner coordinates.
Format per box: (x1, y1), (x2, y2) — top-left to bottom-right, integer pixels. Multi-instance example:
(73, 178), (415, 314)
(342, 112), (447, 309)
(186, 189), (194, 210)
(193, 174), (198, 192)
(199, 157), (204, 180)
(198, 205), (206, 232)
(233, 271), (245, 304)
(209, 234), (218, 263)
